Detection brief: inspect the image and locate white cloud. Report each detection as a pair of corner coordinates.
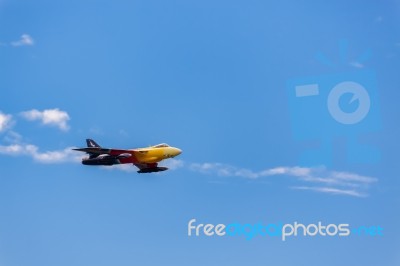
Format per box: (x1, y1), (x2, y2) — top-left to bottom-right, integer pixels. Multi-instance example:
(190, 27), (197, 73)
(0, 108), (80, 163)
(0, 112), (12, 132)
(349, 61), (365, 68)
(0, 144), (26, 154)
(104, 164), (137, 172)
(163, 158), (184, 170)
(0, 143), (80, 163)
(11, 34), (34, 47)
(30, 146), (80, 163)
(21, 108), (70, 131)
(189, 163), (377, 197)
(291, 186), (366, 197)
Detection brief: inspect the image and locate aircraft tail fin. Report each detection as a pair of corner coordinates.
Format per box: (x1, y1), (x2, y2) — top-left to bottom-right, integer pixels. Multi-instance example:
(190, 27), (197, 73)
(86, 139), (101, 148)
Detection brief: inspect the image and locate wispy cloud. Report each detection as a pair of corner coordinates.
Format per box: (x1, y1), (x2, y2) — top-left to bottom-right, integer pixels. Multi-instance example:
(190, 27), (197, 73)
(108, 161), (376, 196)
(190, 162), (260, 178)
(0, 109), (77, 162)
(11, 34), (34, 47)
(0, 143), (80, 163)
(103, 164), (137, 172)
(0, 112), (13, 132)
(189, 162), (377, 197)
(291, 186), (366, 197)
(21, 108), (70, 131)
(349, 61), (365, 68)
(163, 159), (185, 170)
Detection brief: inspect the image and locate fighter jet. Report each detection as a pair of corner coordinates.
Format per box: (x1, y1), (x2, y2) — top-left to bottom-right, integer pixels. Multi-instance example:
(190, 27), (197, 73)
(73, 139), (182, 173)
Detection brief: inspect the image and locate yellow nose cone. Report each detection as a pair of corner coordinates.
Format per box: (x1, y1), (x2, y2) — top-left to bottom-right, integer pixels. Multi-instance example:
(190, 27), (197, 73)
(175, 148), (182, 155)
(165, 147), (182, 157)
(172, 147), (182, 157)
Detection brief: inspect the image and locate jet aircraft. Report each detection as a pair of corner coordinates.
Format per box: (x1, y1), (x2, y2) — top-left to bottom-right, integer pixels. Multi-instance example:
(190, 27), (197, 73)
(73, 139), (182, 173)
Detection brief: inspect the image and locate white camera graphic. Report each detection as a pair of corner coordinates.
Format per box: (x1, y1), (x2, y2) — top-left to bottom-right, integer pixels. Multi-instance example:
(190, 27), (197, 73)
(295, 81), (370, 125)
(287, 70), (380, 166)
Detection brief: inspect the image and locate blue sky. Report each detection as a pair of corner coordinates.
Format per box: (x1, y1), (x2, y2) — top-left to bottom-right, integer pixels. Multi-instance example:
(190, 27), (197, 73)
(0, 0), (399, 265)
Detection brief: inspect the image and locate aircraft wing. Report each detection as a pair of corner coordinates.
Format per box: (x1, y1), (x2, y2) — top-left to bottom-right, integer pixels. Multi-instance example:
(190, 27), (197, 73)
(72, 147), (134, 156)
(134, 163), (168, 173)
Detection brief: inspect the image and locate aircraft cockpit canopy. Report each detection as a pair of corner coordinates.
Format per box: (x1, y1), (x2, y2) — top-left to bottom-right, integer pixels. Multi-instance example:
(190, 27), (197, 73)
(153, 143), (170, 148)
